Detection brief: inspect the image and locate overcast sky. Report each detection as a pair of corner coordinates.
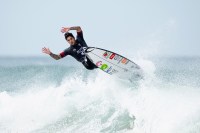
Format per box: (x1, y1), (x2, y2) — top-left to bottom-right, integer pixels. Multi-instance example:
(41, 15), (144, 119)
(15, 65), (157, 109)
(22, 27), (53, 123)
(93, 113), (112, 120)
(0, 0), (200, 57)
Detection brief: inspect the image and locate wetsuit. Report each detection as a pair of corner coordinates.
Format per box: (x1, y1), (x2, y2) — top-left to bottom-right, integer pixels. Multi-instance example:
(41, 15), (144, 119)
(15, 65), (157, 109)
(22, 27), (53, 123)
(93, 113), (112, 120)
(59, 31), (98, 70)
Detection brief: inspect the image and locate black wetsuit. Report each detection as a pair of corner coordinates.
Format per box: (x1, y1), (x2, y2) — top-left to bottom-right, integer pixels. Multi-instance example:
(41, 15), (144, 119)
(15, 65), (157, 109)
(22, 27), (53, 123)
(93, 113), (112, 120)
(60, 31), (98, 70)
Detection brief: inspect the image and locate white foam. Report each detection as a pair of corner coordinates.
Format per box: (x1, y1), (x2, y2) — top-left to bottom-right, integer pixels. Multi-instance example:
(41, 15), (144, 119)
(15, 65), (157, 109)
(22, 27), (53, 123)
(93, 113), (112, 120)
(1, 60), (200, 133)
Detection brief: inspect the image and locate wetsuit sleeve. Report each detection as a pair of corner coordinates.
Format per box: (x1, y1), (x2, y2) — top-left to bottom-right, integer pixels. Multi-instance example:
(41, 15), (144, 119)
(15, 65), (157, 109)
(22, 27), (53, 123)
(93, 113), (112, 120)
(77, 31), (84, 39)
(59, 48), (70, 58)
(76, 31), (88, 47)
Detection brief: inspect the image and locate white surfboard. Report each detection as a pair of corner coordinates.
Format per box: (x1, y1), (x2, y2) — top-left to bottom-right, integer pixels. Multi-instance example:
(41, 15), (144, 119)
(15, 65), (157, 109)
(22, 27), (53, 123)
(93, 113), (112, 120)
(85, 47), (143, 81)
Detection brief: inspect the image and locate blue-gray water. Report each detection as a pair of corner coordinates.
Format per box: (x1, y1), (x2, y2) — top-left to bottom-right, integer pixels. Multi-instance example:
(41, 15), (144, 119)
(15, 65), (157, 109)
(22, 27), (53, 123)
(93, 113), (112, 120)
(0, 56), (200, 133)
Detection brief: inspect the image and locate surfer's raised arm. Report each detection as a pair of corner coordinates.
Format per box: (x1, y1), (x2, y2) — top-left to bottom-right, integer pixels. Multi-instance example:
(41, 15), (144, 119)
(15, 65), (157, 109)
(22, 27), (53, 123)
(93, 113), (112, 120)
(42, 47), (61, 60)
(61, 26), (82, 33)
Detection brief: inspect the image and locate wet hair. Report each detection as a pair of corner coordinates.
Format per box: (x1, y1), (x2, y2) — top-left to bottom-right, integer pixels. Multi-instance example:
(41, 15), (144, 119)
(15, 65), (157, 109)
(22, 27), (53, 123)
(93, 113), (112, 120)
(64, 32), (74, 40)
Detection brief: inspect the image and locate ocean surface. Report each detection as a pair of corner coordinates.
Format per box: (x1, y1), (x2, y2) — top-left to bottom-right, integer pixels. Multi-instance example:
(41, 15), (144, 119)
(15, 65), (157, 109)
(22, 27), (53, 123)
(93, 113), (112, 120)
(0, 56), (200, 133)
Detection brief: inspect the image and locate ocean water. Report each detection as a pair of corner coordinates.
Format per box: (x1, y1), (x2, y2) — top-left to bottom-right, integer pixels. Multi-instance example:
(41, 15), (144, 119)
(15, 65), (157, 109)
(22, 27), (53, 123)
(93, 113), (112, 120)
(0, 56), (200, 133)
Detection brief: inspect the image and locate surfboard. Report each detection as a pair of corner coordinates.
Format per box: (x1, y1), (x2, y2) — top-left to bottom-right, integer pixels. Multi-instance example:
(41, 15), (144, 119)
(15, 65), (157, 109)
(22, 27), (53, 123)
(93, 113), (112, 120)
(85, 47), (143, 81)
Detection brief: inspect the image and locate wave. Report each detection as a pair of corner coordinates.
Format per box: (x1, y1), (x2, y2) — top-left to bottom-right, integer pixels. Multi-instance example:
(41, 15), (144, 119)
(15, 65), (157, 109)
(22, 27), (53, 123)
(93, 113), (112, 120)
(0, 58), (200, 133)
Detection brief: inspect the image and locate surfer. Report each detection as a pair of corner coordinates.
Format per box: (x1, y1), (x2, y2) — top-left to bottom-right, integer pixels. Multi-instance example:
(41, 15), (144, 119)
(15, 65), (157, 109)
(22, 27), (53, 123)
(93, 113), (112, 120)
(42, 26), (98, 70)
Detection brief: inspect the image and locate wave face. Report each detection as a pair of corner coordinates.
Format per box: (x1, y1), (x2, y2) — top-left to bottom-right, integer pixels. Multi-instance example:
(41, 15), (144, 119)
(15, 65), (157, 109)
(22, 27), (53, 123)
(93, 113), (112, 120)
(0, 57), (200, 133)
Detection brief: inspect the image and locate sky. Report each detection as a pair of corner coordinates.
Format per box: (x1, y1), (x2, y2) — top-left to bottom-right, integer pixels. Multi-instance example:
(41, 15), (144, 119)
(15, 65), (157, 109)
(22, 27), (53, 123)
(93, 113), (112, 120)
(0, 0), (200, 57)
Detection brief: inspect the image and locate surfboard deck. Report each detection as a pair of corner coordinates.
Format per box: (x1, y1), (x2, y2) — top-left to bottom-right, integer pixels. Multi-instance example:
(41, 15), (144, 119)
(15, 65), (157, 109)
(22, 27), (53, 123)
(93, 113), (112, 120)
(85, 47), (143, 81)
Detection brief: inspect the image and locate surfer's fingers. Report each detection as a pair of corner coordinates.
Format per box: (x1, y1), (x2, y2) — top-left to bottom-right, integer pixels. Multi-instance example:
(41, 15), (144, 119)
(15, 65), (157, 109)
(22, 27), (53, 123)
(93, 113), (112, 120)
(42, 47), (46, 51)
(61, 27), (64, 32)
(61, 27), (70, 33)
(61, 27), (67, 33)
(42, 48), (49, 52)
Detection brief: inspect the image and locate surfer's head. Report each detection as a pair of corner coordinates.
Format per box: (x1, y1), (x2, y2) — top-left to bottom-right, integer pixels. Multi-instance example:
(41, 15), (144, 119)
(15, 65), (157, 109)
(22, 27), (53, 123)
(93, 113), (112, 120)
(64, 32), (75, 45)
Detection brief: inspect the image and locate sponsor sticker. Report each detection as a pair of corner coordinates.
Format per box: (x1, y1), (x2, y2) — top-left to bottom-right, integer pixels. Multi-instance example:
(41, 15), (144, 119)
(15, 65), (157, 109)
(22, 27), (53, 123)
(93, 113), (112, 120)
(103, 52), (108, 57)
(96, 61), (102, 67)
(103, 51), (112, 59)
(114, 55), (120, 60)
(100, 64), (108, 70)
(106, 66), (118, 75)
(96, 61), (118, 75)
(106, 66), (113, 73)
(121, 58), (129, 64)
(109, 69), (118, 75)
(121, 58), (127, 64)
(118, 57), (123, 64)
(103, 52), (129, 65)
(109, 53), (115, 60)
(125, 60), (129, 65)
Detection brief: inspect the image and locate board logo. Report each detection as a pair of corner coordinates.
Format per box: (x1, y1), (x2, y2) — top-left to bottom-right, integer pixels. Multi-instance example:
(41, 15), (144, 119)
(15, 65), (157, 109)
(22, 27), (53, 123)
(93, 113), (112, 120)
(96, 61), (103, 67)
(109, 53), (115, 60)
(103, 52), (129, 65)
(114, 55), (122, 63)
(121, 58), (129, 64)
(103, 51), (112, 59)
(103, 52), (108, 57)
(96, 61), (118, 75)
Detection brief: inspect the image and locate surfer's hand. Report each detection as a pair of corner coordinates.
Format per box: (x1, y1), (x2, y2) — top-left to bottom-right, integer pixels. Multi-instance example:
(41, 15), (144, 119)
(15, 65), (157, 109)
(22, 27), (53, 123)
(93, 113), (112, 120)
(61, 27), (70, 33)
(42, 47), (51, 55)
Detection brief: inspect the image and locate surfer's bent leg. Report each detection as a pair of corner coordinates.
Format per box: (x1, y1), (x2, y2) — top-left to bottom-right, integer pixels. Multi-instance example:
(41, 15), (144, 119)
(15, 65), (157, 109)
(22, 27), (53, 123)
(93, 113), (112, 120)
(82, 57), (98, 70)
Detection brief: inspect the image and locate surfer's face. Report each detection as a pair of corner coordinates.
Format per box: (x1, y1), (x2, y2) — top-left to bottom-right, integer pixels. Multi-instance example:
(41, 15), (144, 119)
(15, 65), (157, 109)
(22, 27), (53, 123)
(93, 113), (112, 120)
(66, 36), (75, 45)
